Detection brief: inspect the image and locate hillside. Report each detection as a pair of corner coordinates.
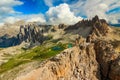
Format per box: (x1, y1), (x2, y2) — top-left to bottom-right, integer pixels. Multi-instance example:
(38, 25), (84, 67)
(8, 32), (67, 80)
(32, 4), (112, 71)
(0, 16), (120, 80)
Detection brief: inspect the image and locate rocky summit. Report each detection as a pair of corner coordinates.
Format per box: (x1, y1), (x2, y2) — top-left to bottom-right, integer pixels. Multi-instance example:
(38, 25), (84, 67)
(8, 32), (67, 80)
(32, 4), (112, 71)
(0, 16), (120, 80)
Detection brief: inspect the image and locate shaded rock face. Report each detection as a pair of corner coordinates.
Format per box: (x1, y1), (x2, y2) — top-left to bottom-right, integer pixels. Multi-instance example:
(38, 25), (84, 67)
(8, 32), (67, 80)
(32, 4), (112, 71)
(109, 56), (120, 80)
(65, 15), (110, 38)
(0, 34), (19, 48)
(58, 24), (67, 29)
(94, 40), (119, 80)
(75, 37), (120, 80)
(0, 24), (44, 48)
(17, 25), (44, 45)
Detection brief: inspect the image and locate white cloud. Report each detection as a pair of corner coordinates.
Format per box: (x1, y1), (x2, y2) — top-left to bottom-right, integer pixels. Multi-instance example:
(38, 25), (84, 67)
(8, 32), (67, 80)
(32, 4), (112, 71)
(0, 0), (23, 25)
(46, 3), (82, 25)
(43, 0), (78, 7)
(0, 0), (23, 15)
(3, 17), (21, 24)
(25, 14), (46, 23)
(0, 7), (15, 14)
(0, 0), (46, 25)
(43, 0), (120, 24)
(108, 13), (120, 24)
(1, 0), (120, 25)
(44, 0), (53, 7)
(2, 2), (83, 25)
(0, 0), (23, 7)
(70, 0), (120, 24)
(0, 14), (46, 26)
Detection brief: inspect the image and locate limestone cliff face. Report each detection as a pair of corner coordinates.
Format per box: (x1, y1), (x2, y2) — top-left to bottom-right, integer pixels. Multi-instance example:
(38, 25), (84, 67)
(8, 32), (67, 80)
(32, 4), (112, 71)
(15, 41), (101, 80)
(94, 40), (120, 80)
(17, 25), (44, 45)
(109, 57), (120, 80)
(0, 24), (45, 48)
(13, 37), (120, 80)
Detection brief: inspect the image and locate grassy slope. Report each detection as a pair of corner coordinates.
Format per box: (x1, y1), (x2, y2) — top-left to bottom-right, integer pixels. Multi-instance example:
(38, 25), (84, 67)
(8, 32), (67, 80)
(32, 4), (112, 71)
(0, 43), (67, 74)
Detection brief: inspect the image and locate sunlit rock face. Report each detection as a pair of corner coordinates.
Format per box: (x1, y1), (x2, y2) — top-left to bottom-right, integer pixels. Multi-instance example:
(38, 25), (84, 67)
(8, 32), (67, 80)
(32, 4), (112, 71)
(14, 41), (101, 80)
(13, 36), (120, 80)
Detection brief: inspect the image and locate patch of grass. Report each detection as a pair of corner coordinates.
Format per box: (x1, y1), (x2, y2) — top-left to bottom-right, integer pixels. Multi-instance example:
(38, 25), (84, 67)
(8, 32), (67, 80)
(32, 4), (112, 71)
(0, 43), (66, 74)
(0, 59), (29, 74)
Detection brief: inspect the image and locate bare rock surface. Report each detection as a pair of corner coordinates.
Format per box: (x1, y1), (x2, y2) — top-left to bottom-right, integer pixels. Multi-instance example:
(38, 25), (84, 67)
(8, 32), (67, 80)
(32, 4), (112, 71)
(14, 45), (100, 80)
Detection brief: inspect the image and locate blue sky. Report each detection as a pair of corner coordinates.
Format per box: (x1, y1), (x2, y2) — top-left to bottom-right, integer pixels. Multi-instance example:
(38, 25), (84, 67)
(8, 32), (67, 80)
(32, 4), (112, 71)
(0, 0), (120, 26)
(13, 0), (78, 14)
(14, 0), (49, 14)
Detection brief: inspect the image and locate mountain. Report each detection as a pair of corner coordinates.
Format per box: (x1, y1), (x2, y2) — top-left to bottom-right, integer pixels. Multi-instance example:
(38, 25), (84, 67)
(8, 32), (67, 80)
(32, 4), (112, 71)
(0, 16), (120, 80)
(0, 16), (110, 48)
(0, 20), (26, 48)
(0, 24), (45, 48)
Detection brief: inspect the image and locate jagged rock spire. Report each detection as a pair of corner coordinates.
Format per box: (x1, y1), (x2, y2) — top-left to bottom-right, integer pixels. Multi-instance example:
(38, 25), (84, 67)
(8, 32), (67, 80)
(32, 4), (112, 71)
(92, 15), (99, 23)
(17, 24), (44, 47)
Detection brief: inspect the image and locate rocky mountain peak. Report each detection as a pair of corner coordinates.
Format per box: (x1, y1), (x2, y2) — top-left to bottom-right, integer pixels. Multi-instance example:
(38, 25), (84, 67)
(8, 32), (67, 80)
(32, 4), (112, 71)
(65, 16), (110, 40)
(58, 24), (67, 29)
(92, 15), (100, 23)
(17, 24), (44, 47)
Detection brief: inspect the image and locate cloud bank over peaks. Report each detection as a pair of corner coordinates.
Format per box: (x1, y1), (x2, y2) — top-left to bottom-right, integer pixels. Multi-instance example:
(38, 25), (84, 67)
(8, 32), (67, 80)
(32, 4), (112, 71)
(3, 17), (21, 24)
(1, 0), (120, 26)
(69, 0), (120, 24)
(0, 3), (82, 26)
(46, 3), (82, 25)
(25, 14), (46, 23)
(0, 0), (23, 26)
(3, 3), (82, 25)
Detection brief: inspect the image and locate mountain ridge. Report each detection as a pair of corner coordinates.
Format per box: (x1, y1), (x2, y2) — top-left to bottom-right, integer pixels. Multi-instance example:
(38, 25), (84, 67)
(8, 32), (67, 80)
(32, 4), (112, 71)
(0, 16), (120, 80)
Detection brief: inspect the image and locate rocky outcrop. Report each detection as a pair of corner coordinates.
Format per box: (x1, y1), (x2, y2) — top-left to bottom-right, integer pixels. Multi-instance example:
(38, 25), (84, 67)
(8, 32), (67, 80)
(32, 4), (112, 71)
(12, 36), (120, 80)
(0, 24), (45, 48)
(17, 24), (44, 45)
(58, 24), (67, 29)
(94, 40), (119, 80)
(14, 38), (101, 80)
(76, 37), (120, 80)
(65, 15), (110, 39)
(92, 16), (110, 36)
(109, 56), (120, 80)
